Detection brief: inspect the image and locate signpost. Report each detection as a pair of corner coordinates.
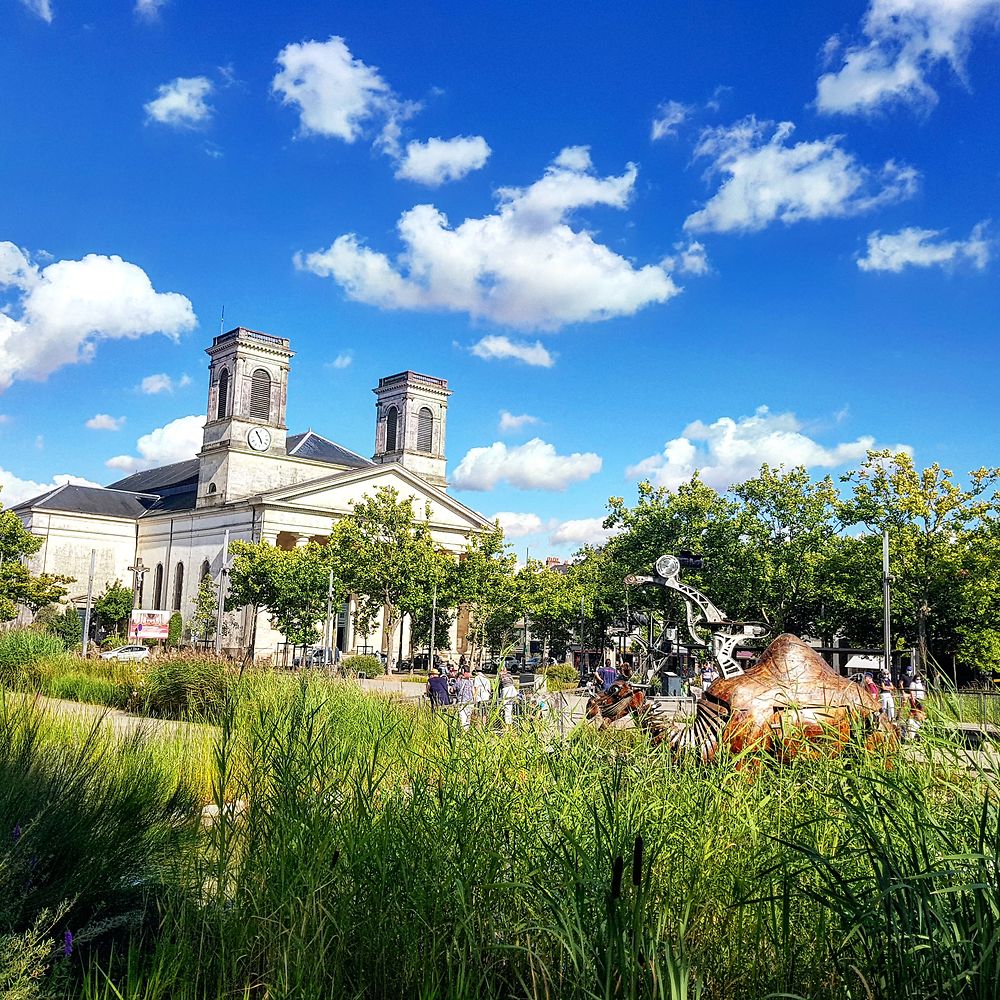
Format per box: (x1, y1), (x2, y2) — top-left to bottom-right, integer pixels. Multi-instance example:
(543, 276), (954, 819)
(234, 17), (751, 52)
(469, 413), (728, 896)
(129, 609), (170, 640)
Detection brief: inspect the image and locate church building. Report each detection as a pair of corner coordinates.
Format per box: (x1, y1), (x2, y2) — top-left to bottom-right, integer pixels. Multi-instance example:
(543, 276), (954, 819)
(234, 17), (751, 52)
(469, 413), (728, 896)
(14, 327), (493, 659)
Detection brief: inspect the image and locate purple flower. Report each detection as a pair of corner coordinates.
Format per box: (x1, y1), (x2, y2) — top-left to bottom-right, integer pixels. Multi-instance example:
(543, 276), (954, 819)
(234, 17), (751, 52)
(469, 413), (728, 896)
(62, 930), (73, 958)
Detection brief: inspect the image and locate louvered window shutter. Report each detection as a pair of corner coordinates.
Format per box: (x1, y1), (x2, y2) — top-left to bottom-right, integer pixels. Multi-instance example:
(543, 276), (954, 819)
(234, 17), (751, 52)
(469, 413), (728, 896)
(386, 407), (398, 451)
(217, 369), (230, 419)
(250, 369), (271, 421)
(417, 407), (433, 452)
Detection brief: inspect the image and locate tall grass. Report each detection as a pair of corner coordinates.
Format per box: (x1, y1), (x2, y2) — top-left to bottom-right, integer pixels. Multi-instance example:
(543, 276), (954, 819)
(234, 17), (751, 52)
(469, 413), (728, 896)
(68, 676), (998, 1000)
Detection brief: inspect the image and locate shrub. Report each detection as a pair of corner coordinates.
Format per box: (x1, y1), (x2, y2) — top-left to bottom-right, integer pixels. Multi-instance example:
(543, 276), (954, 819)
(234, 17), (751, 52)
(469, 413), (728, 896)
(101, 635), (126, 651)
(341, 654), (383, 678)
(139, 655), (227, 718)
(0, 630), (63, 684)
(49, 608), (82, 651)
(542, 660), (579, 690)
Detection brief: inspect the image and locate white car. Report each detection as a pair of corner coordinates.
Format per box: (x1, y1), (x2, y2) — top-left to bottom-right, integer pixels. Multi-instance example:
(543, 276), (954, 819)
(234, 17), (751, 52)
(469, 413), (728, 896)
(100, 644), (150, 662)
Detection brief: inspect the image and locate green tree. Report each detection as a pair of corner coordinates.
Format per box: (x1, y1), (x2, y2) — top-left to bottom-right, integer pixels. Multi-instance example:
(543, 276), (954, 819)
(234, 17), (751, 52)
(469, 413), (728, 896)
(190, 573), (217, 643)
(51, 606), (83, 649)
(840, 450), (1000, 673)
(329, 487), (437, 669)
(403, 547), (460, 656)
(453, 523), (519, 665)
(168, 611), (183, 648)
(94, 580), (133, 637)
(229, 540), (343, 651)
(0, 491), (71, 620)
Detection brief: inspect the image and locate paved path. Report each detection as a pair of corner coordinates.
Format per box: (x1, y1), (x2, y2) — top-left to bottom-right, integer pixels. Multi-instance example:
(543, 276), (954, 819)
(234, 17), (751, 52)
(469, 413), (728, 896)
(13, 693), (206, 740)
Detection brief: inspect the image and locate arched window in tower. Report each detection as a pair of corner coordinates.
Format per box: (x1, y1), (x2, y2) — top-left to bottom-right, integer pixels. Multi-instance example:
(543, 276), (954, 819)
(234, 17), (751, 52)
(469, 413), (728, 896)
(417, 406), (434, 453)
(153, 563), (164, 610)
(173, 562), (184, 611)
(385, 406), (399, 452)
(217, 368), (230, 419)
(200, 559), (210, 581)
(250, 368), (272, 422)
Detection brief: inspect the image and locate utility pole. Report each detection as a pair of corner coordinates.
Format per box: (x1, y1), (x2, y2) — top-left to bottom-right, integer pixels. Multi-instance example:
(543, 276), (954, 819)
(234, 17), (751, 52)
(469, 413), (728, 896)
(882, 528), (892, 679)
(324, 567), (335, 665)
(429, 578), (437, 669)
(81, 549), (95, 657)
(214, 529), (229, 656)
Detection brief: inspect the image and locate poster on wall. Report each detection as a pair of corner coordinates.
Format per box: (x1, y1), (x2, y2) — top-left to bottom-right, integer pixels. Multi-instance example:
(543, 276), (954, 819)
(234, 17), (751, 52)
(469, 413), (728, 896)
(129, 609), (171, 640)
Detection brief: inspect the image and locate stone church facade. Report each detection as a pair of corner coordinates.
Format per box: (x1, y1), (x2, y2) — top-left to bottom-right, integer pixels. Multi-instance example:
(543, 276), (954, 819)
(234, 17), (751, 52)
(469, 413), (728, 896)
(14, 326), (492, 660)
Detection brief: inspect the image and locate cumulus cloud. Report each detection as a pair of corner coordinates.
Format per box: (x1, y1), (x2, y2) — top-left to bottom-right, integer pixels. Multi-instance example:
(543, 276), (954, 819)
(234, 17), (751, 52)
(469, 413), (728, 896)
(0, 242), (196, 391)
(395, 135), (491, 186)
(452, 437), (602, 491)
(816, 0), (1000, 115)
(626, 406), (911, 490)
(144, 76), (214, 128)
(105, 414), (205, 473)
(297, 147), (679, 329)
(85, 414), (125, 431)
(858, 221), (990, 272)
(684, 117), (918, 234)
(0, 468), (101, 507)
(328, 352), (353, 369)
(493, 511), (544, 538)
(138, 372), (190, 394)
(651, 99), (691, 140)
(471, 336), (554, 367)
(19, 0), (52, 23)
(272, 36), (401, 144)
(664, 240), (710, 276)
(498, 410), (539, 433)
(135, 0), (168, 20)
(549, 517), (616, 548)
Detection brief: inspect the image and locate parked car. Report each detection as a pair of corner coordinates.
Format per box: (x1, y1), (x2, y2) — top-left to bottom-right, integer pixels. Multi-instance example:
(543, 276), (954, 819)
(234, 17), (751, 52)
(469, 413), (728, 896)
(101, 644), (150, 662)
(293, 647), (337, 667)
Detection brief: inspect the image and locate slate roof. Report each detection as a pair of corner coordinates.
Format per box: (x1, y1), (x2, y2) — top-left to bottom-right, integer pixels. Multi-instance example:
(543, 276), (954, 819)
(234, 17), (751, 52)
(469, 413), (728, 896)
(11, 484), (160, 519)
(14, 431), (370, 521)
(285, 431), (371, 469)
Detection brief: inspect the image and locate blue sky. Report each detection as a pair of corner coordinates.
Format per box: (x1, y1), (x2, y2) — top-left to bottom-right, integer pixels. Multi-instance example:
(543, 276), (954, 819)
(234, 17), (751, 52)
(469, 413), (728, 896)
(1, 0), (998, 555)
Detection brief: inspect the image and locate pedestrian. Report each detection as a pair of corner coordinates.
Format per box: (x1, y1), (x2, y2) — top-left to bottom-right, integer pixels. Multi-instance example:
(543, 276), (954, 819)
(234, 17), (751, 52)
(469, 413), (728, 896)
(863, 672), (879, 700)
(499, 667), (518, 726)
(472, 667), (492, 722)
(879, 677), (896, 721)
(597, 658), (618, 692)
(909, 673), (926, 707)
(454, 669), (474, 730)
(427, 668), (451, 710)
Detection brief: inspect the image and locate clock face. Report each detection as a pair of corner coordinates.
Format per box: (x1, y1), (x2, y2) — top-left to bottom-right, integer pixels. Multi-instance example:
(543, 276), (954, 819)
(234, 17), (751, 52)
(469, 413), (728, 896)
(247, 427), (272, 452)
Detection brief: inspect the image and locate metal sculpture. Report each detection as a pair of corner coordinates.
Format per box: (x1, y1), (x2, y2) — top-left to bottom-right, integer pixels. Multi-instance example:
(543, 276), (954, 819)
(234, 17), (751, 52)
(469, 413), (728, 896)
(624, 554), (768, 680)
(587, 557), (893, 760)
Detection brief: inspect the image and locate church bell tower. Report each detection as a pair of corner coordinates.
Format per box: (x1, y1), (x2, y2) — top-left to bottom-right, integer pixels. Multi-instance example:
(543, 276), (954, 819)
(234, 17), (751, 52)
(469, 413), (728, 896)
(372, 371), (451, 489)
(196, 327), (294, 506)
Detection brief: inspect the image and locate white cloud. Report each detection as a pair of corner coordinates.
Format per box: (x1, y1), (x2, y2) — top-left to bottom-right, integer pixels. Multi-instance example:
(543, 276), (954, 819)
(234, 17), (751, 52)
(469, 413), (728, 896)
(471, 336), (554, 367)
(0, 468), (101, 508)
(493, 511), (544, 538)
(858, 221), (990, 272)
(816, 0), (1000, 115)
(144, 76), (214, 128)
(395, 135), (491, 186)
(549, 517), (616, 548)
(452, 437), (602, 491)
(627, 406), (911, 490)
(665, 240), (710, 276)
(684, 117), (918, 234)
(135, 0), (168, 20)
(19, 0), (52, 23)
(329, 352), (353, 369)
(651, 99), (691, 140)
(297, 147), (679, 329)
(498, 410), (539, 433)
(138, 372), (188, 394)
(85, 413), (125, 431)
(105, 414), (205, 473)
(0, 242), (196, 391)
(272, 36), (399, 143)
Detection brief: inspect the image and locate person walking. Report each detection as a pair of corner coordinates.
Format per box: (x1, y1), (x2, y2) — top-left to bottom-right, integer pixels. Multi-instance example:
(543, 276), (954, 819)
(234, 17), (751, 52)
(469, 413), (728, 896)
(597, 658), (618, 692)
(472, 667), (492, 723)
(499, 667), (518, 726)
(454, 670), (474, 731)
(879, 677), (897, 722)
(427, 668), (451, 710)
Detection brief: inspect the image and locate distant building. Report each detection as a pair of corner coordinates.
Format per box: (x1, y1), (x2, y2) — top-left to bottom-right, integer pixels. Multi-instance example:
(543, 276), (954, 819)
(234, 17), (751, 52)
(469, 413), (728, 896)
(14, 327), (491, 659)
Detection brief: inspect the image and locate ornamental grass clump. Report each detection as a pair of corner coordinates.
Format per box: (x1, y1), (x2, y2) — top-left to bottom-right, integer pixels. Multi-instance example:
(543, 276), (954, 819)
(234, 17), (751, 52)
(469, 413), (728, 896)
(0, 698), (198, 967)
(138, 655), (228, 719)
(0, 630), (63, 684)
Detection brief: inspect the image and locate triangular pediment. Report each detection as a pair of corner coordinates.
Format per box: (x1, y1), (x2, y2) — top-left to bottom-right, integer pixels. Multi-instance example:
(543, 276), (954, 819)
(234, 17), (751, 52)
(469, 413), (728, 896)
(253, 462), (493, 533)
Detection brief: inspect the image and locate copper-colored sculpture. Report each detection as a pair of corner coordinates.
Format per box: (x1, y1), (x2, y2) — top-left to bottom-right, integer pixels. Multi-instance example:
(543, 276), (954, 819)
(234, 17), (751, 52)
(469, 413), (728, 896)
(587, 634), (892, 761)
